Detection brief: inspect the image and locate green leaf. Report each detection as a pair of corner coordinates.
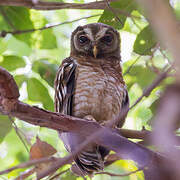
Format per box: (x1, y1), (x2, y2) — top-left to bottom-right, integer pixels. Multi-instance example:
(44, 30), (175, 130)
(39, 28), (57, 49)
(149, 99), (159, 116)
(0, 38), (8, 54)
(124, 65), (156, 89)
(0, 7), (34, 46)
(6, 36), (32, 56)
(133, 25), (157, 55)
(0, 8), (10, 31)
(135, 107), (152, 124)
(32, 60), (58, 87)
(0, 115), (12, 143)
(27, 78), (54, 111)
(148, 99), (160, 126)
(14, 74), (27, 88)
(30, 11), (57, 49)
(61, 171), (77, 180)
(175, 1), (180, 20)
(99, 0), (138, 29)
(0, 55), (25, 71)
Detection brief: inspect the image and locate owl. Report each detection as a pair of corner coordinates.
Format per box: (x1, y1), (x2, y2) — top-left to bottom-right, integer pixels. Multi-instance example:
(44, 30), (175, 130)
(54, 23), (129, 176)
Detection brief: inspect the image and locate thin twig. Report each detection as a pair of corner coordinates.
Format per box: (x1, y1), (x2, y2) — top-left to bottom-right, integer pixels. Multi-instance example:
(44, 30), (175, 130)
(123, 55), (141, 76)
(131, 16), (142, 30)
(49, 169), (70, 180)
(15, 168), (35, 180)
(105, 0), (123, 25)
(0, 14), (101, 37)
(96, 168), (143, 177)
(160, 48), (174, 67)
(0, 157), (58, 175)
(9, 117), (29, 153)
(114, 8), (142, 20)
(130, 66), (171, 109)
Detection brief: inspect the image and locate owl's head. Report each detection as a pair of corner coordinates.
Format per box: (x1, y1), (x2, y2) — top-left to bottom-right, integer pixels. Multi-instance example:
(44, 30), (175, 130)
(71, 23), (120, 59)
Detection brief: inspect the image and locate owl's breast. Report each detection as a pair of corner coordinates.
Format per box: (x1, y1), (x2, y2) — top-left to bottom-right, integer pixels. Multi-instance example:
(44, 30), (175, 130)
(72, 61), (125, 123)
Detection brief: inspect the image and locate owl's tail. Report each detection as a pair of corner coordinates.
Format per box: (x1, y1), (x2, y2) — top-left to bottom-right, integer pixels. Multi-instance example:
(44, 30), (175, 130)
(60, 131), (109, 176)
(72, 146), (109, 176)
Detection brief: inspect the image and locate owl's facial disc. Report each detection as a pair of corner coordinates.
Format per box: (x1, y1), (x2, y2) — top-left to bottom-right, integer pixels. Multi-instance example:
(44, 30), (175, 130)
(92, 32), (114, 58)
(72, 23), (120, 58)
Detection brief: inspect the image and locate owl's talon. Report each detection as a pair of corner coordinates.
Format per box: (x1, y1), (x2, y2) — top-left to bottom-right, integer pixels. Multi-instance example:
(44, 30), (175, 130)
(84, 115), (96, 122)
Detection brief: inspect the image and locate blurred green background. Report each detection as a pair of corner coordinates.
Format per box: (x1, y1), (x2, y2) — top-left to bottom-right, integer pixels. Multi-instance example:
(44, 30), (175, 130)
(0, 0), (179, 179)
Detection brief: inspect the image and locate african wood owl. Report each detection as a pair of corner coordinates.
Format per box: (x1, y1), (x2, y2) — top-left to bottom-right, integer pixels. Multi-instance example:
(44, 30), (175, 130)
(54, 23), (129, 176)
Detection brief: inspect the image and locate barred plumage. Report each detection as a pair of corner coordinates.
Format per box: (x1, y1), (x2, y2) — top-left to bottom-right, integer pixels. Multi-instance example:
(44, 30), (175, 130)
(54, 23), (129, 176)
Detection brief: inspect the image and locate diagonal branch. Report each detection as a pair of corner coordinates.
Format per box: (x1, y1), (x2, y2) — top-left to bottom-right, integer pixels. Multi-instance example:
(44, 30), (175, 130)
(96, 168), (143, 177)
(0, 157), (58, 175)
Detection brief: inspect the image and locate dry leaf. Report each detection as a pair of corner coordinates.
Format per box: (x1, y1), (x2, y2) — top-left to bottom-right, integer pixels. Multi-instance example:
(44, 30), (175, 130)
(30, 136), (57, 160)
(29, 136), (57, 178)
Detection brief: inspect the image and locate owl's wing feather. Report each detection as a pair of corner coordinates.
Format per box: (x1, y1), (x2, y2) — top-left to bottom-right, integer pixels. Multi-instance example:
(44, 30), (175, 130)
(55, 57), (77, 115)
(54, 57), (80, 155)
(116, 88), (129, 128)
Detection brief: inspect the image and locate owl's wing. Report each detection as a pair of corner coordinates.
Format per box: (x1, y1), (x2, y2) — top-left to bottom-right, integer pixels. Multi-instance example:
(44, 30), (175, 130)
(54, 57), (77, 115)
(54, 57), (81, 154)
(117, 88), (129, 128)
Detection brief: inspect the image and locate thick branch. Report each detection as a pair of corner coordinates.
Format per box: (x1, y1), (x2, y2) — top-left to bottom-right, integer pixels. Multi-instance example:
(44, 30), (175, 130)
(0, 0), (115, 10)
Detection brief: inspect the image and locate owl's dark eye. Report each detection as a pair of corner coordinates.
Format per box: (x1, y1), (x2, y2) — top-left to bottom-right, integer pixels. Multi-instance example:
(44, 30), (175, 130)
(101, 35), (113, 44)
(79, 35), (89, 44)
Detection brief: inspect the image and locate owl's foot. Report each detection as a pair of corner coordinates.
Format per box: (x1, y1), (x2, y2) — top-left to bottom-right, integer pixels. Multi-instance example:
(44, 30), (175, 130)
(84, 115), (109, 127)
(84, 115), (96, 122)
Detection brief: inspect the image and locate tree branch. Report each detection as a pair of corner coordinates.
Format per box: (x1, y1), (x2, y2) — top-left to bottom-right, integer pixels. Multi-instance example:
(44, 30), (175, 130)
(95, 168), (143, 177)
(49, 169), (69, 180)
(0, 157), (58, 175)
(0, 0), (115, 10)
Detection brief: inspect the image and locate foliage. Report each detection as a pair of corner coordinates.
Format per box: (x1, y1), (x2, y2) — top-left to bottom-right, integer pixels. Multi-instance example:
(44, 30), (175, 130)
(0, 0), (178, 179)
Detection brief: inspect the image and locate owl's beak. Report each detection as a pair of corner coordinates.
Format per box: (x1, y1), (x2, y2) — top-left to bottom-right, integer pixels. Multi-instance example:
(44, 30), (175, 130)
(93, 45), (98, 58)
